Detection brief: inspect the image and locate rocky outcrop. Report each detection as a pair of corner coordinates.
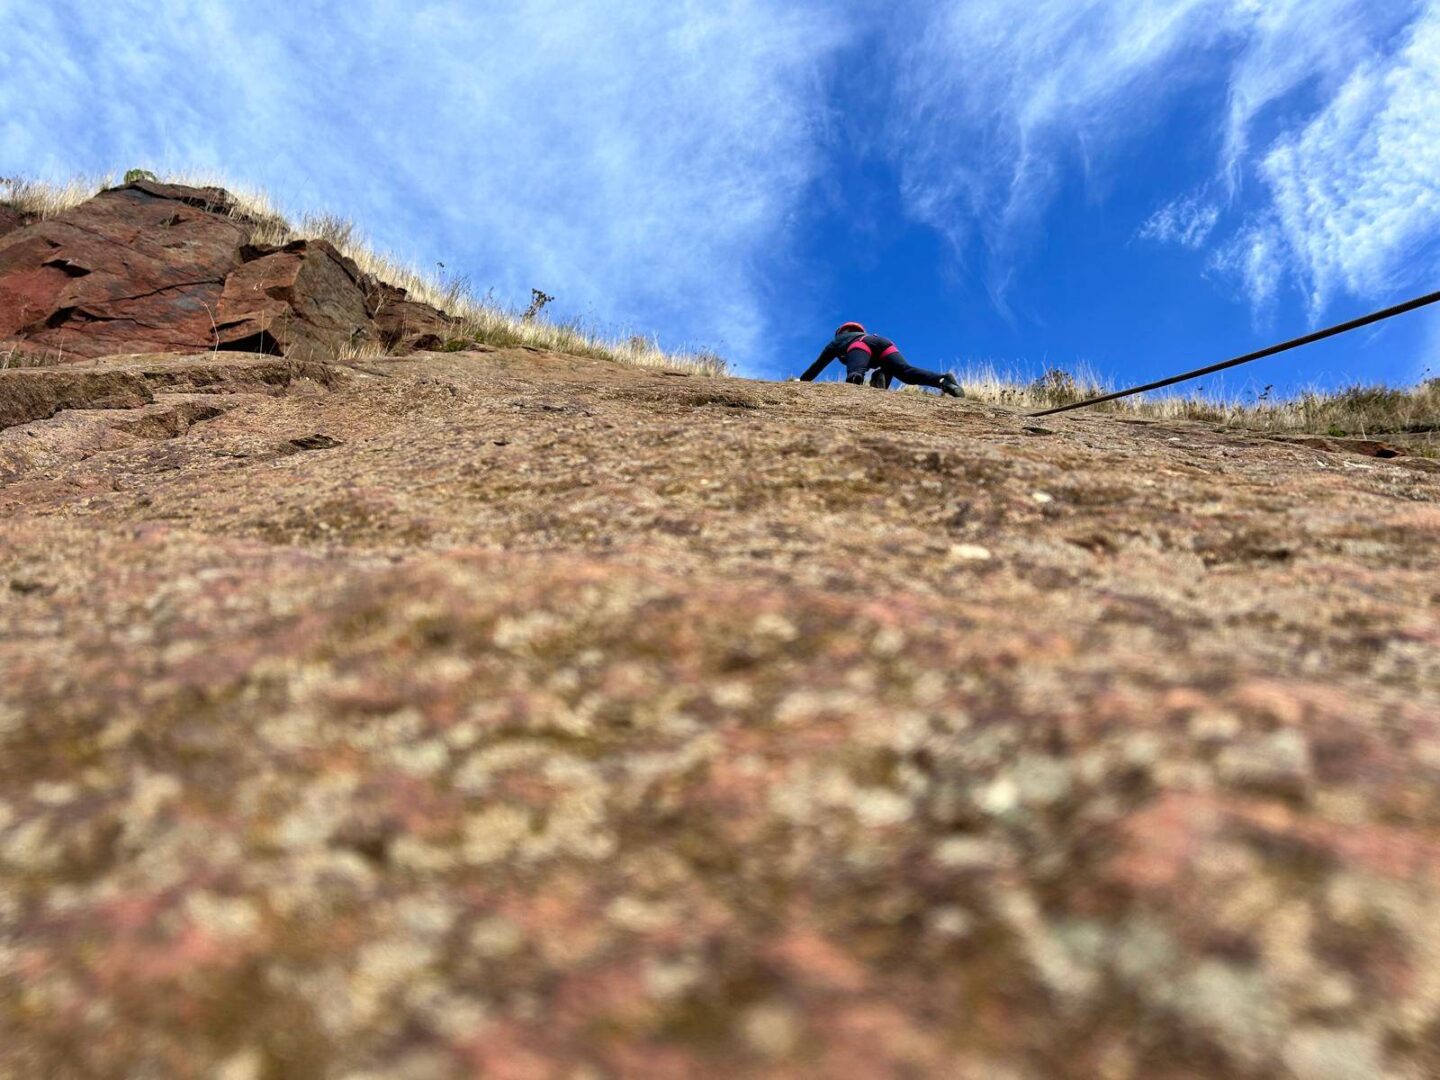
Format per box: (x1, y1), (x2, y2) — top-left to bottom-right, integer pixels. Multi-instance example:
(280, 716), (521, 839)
(0, 182), (250, 359)
(214, 240), (375, 360)
(0, 181), (455, 362)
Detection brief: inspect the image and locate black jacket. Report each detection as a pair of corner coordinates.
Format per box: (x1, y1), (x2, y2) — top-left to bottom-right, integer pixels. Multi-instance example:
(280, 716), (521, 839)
(800, 332), (896, 381)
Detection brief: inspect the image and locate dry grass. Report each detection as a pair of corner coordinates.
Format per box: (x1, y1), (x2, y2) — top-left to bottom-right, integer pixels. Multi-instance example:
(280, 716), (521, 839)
(1, 172), (728, 377)
(1221, 381), (1439, 437)
(1, 176), (104, 220)
(314, 240), (727, 376)
(952, 360), (1241, 420)
(0, 338), (70, 369)
(952, 361), (1439, 443)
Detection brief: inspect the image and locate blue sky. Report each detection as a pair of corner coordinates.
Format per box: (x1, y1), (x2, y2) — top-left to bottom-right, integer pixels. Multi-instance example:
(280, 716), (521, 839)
(3, 0), (1438, 392)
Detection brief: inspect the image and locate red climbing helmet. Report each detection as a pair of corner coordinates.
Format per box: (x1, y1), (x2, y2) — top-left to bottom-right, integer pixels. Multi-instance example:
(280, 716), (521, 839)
(836, 321), (866, 336)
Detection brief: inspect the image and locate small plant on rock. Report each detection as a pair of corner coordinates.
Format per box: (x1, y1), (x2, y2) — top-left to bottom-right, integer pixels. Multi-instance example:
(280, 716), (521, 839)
(1031, 368), (1083, 406)
(522, 289), (555, 322)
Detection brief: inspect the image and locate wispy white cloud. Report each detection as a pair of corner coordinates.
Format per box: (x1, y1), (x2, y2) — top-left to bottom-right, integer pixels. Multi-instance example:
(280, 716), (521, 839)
(1252, 8), (1440, 316)
(1210, 216), (1286, 314)
(1216, 0), (1416, 192)
(0, 0), (850, 369)
(888, 0), (1231, 308)
(887, 0), (1438, 319)
(1140, 195), (1221, 250)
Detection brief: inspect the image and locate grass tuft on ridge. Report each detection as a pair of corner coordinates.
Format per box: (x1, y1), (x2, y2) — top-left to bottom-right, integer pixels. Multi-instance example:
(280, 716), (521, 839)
(949, 360), (1438, 448)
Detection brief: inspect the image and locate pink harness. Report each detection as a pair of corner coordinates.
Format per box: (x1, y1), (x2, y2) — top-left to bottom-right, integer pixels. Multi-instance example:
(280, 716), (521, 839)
(847, 339), (899, 360)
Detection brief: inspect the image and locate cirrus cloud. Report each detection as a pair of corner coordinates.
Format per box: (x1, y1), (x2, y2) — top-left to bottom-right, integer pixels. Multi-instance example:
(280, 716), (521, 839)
(1141, 195), (1222, 250)
(885, 0), (1437, 320)
(1252, 8), (1440, 316)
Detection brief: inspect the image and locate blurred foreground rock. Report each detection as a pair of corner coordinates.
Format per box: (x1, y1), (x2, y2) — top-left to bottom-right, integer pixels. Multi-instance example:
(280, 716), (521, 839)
(1, 349), (1438, 1078)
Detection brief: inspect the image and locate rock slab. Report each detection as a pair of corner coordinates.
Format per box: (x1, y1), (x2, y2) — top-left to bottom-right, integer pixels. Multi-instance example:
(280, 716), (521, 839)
(2, 350), (1438, 1078)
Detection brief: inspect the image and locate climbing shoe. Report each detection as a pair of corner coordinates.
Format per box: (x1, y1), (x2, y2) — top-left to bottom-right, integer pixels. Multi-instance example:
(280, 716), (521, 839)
(846, 373), (866, 386)
(869, 370), (892, 390)
(939, 374), (964, 398)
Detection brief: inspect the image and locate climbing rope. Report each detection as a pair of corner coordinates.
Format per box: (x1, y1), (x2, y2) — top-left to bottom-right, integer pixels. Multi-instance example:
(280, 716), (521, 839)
(1029, 288), (1440, 418)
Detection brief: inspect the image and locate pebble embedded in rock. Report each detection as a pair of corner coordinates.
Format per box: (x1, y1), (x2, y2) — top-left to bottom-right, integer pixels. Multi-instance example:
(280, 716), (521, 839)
(948, 543), (993, 562)
(1215, 729), (1313, 798)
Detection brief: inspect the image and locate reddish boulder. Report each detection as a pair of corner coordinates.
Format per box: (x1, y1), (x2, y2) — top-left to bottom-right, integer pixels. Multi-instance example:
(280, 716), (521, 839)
(0, 181), (456, 363)
(0, 182), (249, 359)
(215, 240), (375, 360)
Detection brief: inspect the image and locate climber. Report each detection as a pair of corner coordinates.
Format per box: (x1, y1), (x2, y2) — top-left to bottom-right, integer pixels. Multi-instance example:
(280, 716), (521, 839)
(798, 322), (964, 397)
